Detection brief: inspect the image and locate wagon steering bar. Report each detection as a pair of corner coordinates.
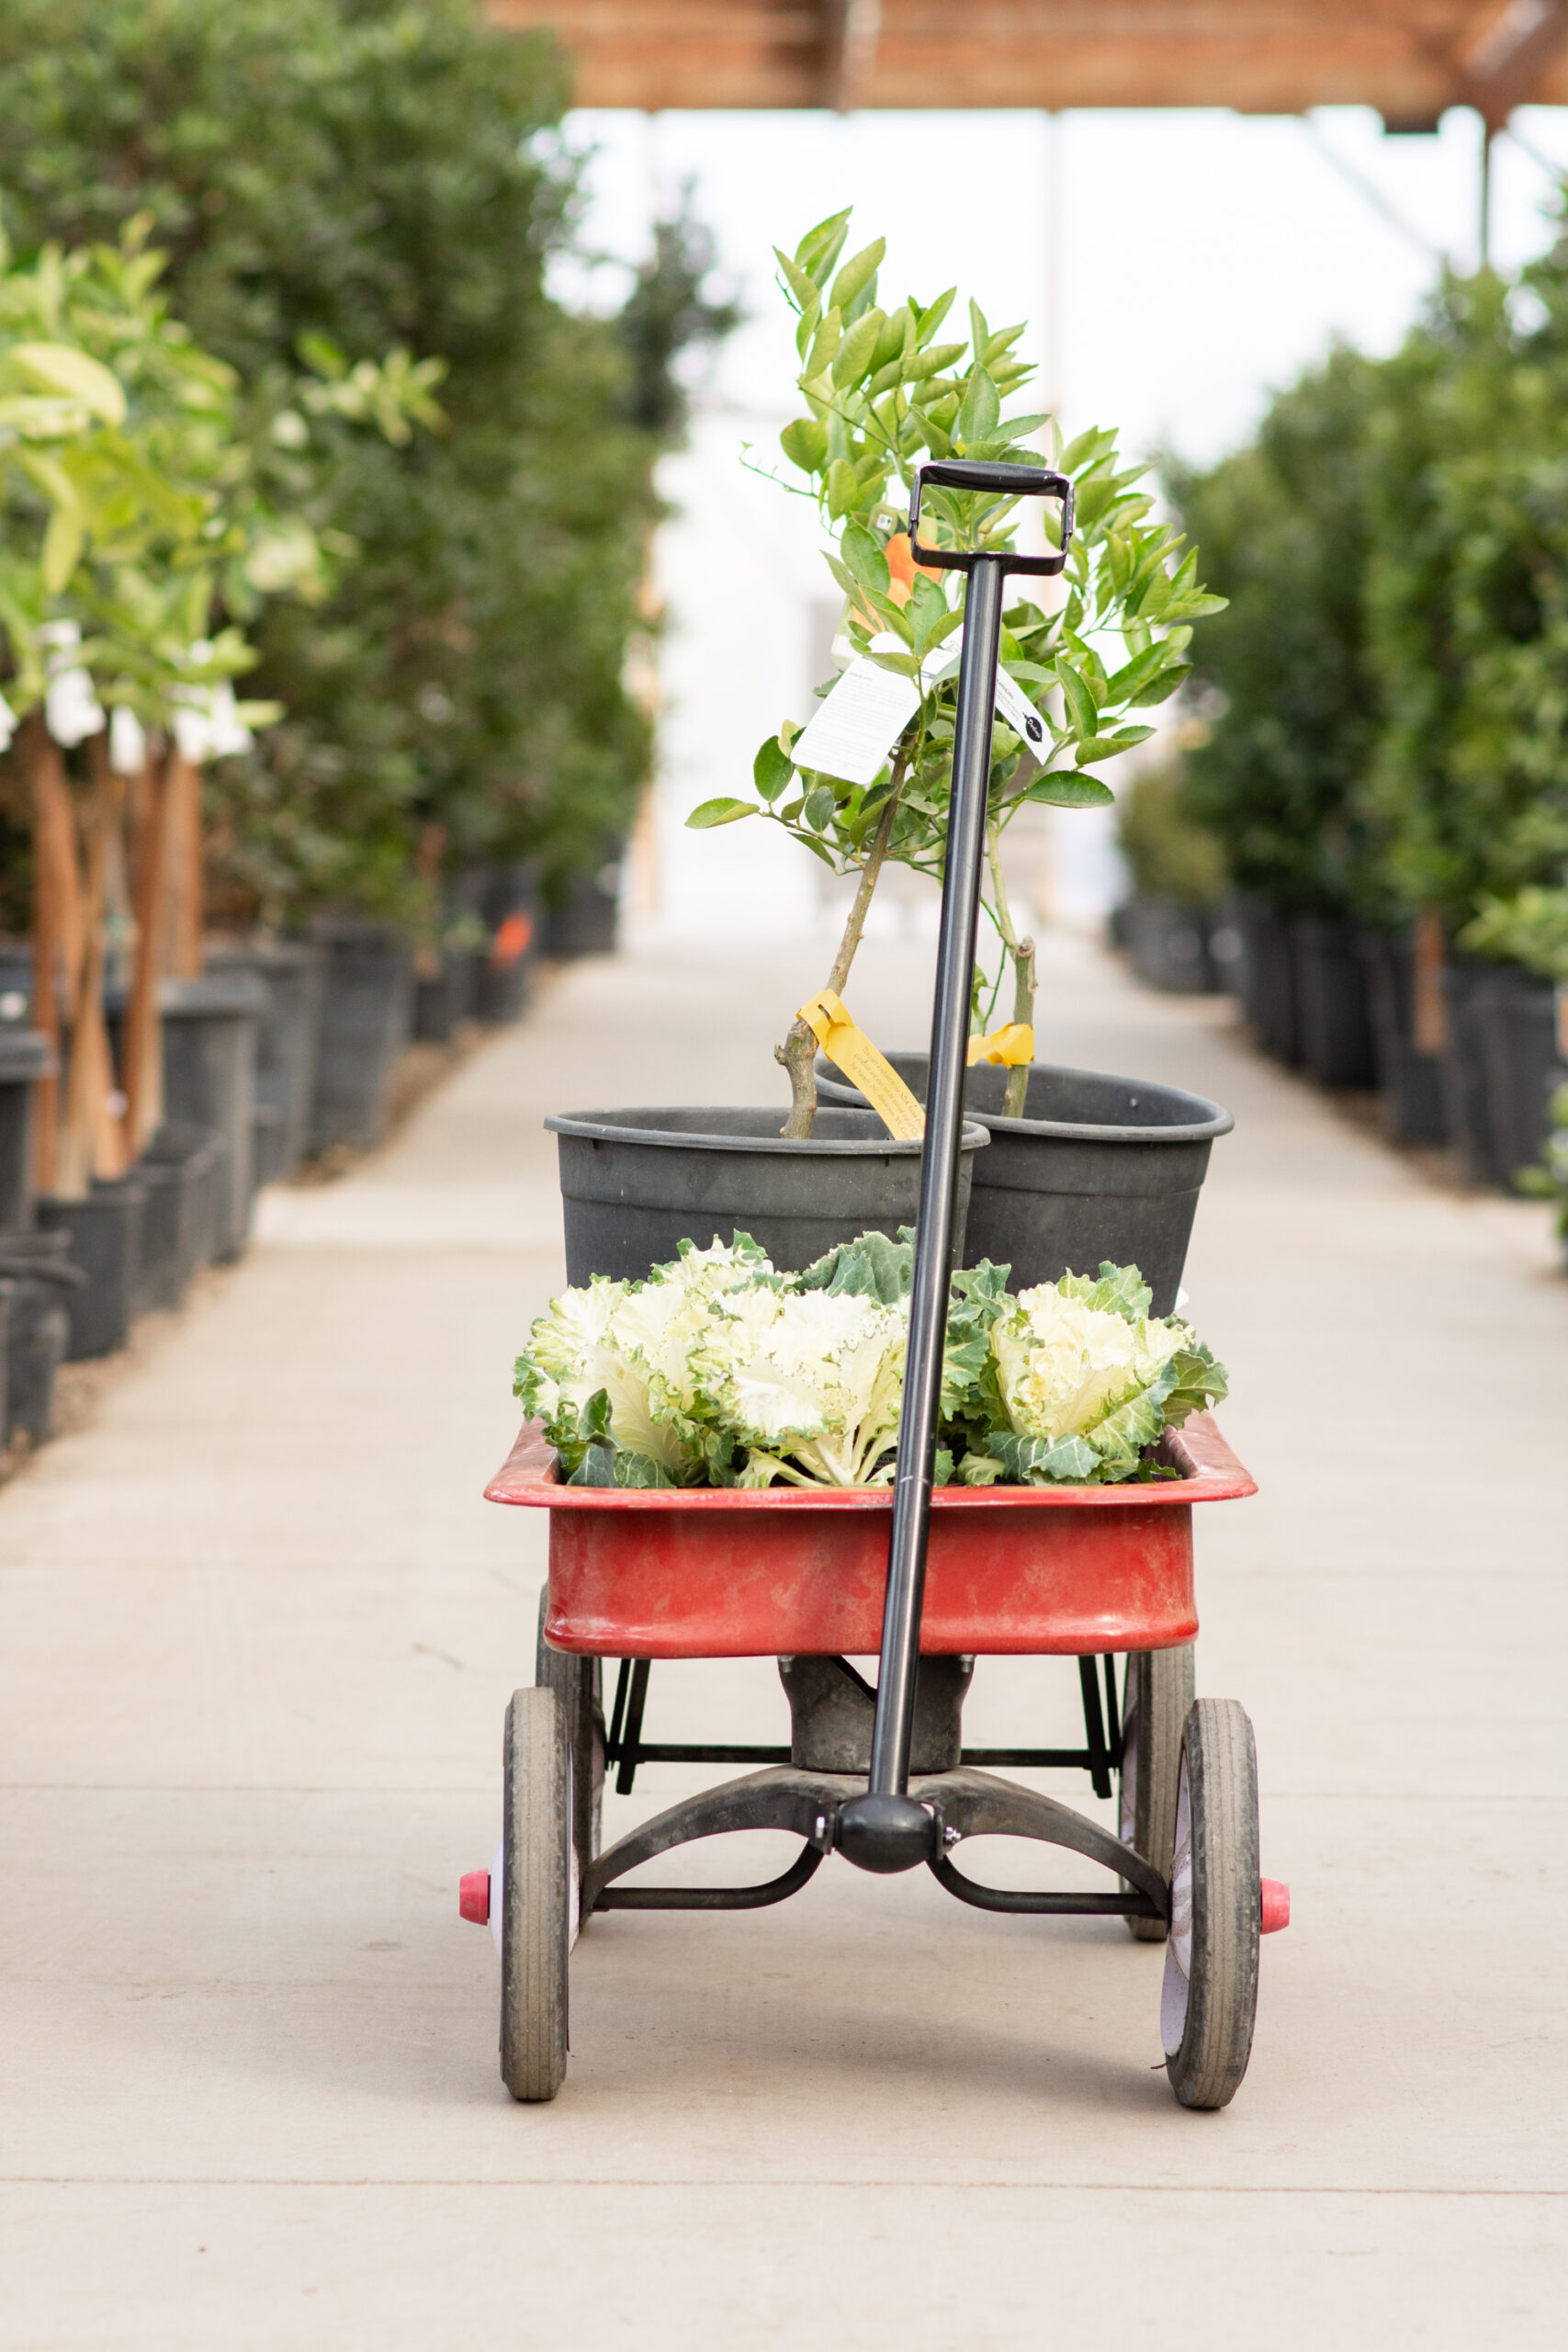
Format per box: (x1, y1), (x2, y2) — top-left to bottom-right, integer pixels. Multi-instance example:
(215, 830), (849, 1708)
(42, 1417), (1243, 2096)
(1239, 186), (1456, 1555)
(836, 457), (1075, 1876)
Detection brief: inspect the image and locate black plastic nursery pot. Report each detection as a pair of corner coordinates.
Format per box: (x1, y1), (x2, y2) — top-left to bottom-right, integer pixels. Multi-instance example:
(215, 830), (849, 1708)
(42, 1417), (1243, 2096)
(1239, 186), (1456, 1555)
(1357, 931), (1448, 1147)
(544, 844), (623, 961)
(815, 1054), (1231, 1318)
(1478, 971), (1563, 1190)
(1439, 964), (1508, 1187)
(0, 1026), (55, 1231)
(1226, 894), (1301, 1065)
(474, 863), (542, 1023)
(205, 942), (324, 1187)
(132, 1123), (225, 1311)
(1291, 916), (1378, 1090)
(1122, 896), (1219, 995)
(37, 1176), (144, 1360)
(412, 962), (467, 1045)
(546, 1105), (991, 1286)
(307, 922), (414, 1156)
(0, 1231), (80, 1445)
(159, 973), (264, 1261)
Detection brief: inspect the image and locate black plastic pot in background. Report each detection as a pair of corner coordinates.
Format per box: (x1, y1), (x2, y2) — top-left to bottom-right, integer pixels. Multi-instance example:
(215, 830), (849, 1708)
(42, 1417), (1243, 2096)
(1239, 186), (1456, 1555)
(1438, 964), (1511, 1187)
(1479, 971), (1563, 1190)
(412, 961), (468, 1044)
(1291, 917), (1378, 1088)
(472, 863), (542, 1022)
(544, 841), (623, 960)
(0, 1026), (55, 1231)
(1225, 893), (1301, 1064)
(1357, 931), (1448, 1146)
(159, 974), (264, 1262)
(1122, 897), (1219, 994)
(205, 941), (324, 1187)
(37, 1176), (144, 1360)
(306, 922), (414, 1156)
(132, 1123), (225, 1311)
(815, 1053), (1230, 1318)
(546, 1104), (990, 1286)
(0, 1232), (81, 1445)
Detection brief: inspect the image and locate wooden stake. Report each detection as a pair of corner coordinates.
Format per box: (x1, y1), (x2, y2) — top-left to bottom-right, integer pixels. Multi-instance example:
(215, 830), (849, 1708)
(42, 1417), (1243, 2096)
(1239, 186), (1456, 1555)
(122, 743), (173, 1158)
(161, 747), (205, 980)
(57, 737), (128, 1196)
(25, 711), (86, 1196)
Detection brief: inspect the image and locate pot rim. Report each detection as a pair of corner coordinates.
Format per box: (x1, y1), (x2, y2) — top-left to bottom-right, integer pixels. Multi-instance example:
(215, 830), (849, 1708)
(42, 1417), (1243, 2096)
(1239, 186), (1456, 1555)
(814, 1055), (1234, 1147)
(545, 1105), (991, 1158)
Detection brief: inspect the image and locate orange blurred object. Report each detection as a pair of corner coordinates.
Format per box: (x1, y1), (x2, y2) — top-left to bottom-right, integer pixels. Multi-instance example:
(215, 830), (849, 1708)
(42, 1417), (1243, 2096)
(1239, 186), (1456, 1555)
(491, 910), (534, 968)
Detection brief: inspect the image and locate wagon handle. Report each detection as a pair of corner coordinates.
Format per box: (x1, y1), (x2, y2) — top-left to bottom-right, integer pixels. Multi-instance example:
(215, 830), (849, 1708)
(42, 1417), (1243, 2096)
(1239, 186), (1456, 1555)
(837, 458), (1076, 1877)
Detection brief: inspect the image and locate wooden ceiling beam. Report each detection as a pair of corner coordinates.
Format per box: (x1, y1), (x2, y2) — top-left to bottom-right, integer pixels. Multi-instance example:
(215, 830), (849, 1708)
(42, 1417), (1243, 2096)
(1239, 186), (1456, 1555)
(483, 3), (1568, 116)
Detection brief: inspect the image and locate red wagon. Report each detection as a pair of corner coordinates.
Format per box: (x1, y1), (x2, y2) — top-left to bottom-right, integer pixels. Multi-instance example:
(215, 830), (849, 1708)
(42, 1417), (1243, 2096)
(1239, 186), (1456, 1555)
(466, 1407), (1287, 2111)
(463, 456), (1286, 2115)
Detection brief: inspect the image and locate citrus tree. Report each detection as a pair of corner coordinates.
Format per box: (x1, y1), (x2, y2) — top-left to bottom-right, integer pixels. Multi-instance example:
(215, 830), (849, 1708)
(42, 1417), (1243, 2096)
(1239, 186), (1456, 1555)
(689, 209), (1223, 1130)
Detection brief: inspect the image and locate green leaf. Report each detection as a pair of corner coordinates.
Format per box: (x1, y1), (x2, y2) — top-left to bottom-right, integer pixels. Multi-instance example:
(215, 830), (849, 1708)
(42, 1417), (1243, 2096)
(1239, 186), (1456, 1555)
(804, 783), (837, 831)
(1055, 662), (1098, 740)
(1076, 729), (1152, 764)
(840, 523), (890, 597)
(779, 416), (828, 476)
(1025, 774), (1115, 808)
(831, 308), (885, 390)
(686, 797), (757, 829)
(7, 341), (127, 425)
(955, 368), (1000, 448)
(967, 299), (990, 363)
(773, 247), (819, 313)
(795, 208), (853, 286)
(753, 737), (795, 802)
(829, 239), (886, 317)
(804, 306), (842, 382)
(914, 288), (958, 347)
(825, 458), (865, 518)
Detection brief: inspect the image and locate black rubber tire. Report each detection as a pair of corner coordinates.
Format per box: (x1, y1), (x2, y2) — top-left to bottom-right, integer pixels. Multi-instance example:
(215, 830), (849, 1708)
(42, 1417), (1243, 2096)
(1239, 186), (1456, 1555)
(535, 1589), (604, 1878)
(1161, 1697), (1261, 2111)
(500, 1686), (570, 2103)
(1119, 1645), (1194, 1942)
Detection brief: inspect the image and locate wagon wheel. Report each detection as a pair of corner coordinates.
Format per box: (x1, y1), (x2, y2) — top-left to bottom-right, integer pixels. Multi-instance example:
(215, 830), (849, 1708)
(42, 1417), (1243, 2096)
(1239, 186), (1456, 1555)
(536, 1588), (604, 1878)
(1118, 1645), (1194, 1942)
(1160, 1697), (1261, 2111)
(500, 1686), (570, 2103)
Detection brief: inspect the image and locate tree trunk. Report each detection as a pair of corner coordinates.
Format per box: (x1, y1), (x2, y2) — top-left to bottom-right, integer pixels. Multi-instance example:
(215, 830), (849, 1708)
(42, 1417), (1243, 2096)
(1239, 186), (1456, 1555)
(122, 745), (173, 1159)
(776, 761), (907, 1139)
(26, 713), (85, 1196)
(161, 747), (205, 980)
(56, 742), (127, 1196)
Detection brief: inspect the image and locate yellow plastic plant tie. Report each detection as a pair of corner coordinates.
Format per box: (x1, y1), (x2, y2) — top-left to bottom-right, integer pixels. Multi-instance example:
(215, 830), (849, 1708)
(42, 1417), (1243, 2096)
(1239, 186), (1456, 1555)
(797, 989), (926, 1140)
(965, 1022), (1034, 1069)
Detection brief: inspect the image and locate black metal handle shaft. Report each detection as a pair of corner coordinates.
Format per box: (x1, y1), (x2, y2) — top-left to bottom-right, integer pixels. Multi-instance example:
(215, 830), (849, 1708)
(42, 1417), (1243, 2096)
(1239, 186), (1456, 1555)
(835, 557), (1007, 1876)
(870, 553), (1002, 1787)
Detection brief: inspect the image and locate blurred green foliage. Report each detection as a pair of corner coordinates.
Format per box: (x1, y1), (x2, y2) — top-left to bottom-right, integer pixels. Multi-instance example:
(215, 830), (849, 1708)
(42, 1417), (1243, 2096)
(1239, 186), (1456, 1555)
(1166, 348), (1389, 921)
(1168, 237), (1568, 944)
(0, 0), (732, 926)
(1114, 762), (1226, 909)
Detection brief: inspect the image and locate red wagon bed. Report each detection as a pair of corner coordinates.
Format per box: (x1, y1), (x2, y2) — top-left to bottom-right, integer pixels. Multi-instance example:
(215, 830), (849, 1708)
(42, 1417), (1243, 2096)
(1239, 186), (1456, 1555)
(487, 1409), (1255, 1659)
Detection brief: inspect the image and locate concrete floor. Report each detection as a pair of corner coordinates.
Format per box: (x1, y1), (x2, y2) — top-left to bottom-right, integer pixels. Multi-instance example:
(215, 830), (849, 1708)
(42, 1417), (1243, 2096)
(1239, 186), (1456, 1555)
(2, 930), (1564, 2348)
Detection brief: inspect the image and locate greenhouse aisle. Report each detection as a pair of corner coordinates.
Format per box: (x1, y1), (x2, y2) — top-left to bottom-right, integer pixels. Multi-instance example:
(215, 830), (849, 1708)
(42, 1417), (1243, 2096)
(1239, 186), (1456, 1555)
(1, 929), (1563, 2350)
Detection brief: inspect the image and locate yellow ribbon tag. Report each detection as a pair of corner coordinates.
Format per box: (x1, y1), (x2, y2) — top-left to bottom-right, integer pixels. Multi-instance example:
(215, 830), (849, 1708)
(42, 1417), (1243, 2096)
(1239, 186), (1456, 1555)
(798, 989), (926, 1140)
(966, 1022), (1034, 1069)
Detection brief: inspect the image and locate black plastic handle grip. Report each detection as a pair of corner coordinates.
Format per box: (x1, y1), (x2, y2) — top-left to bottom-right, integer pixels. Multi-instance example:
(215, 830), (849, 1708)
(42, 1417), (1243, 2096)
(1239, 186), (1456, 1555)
(908, 456), (1074, 577)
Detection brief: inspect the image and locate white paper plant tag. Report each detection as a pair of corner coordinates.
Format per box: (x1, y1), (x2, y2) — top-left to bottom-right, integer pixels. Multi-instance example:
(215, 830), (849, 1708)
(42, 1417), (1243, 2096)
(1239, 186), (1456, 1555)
(993, 665), (1048, 751)
(794, 628), (1048, 786)
(791, 656), (920, 786)
(915, 629), (1048, 750)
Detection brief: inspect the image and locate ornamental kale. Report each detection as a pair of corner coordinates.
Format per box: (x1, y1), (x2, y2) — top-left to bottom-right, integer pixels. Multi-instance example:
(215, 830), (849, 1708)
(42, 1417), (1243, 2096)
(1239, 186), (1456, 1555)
(512, 1238), (1226, 1490)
